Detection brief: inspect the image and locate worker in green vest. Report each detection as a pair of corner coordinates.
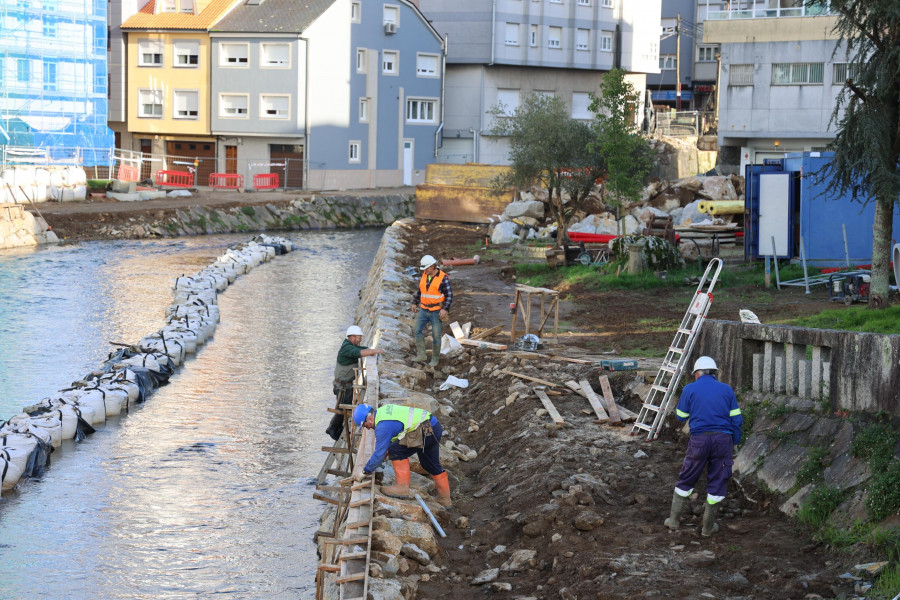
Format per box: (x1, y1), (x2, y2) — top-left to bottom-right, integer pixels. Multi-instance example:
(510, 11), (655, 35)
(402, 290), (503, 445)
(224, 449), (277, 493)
(352, 403), (451, 507)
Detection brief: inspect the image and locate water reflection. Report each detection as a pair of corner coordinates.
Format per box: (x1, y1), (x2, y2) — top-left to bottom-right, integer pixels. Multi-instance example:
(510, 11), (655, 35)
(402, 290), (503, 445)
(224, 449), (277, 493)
(0, 229), (384, 598)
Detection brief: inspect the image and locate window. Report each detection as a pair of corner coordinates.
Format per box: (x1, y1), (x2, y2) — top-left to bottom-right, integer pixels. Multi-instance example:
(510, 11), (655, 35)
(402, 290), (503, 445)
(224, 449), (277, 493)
(173, 90), (199, 119)
(260, 95), (289, 119)
(659, 55), (677, 70)
(576, 28), (589, 51)
(772, 62), (823, 85)
(16, 59), (29, 82)
(602, 0), (613, 6)
(351, 1), (360, 22)
(577, 0), (590, 5)
(729, 64), (754, 86)
(382, 50), (398, 74)
(160, 0), (175, 12)
(43, 20), (57, 37)
(496, 89), (519, 115)
(260, 43), (290, 67)
(572, 92), (591, 119)
(833, 63), (860, 84)
(174, 41), (199, 67)
(383, 5), (399, 25)
(357, 48), (367, 73)
(505, 22), (519, 46)
(359, 97), (369, 122)
(220, 43), (248, 66)
(530, 24), (538, 47)
(548, 26), (561, 48)
(138, 39), (163, 66)
(698, 46), (717, 62)
(406, 98), (436, 123)
(95, 24), (106, 51)
(600, 31), (612, 52)
(220, 94), (248, 117)
(138, 89), (163, 117)
(416, 53), (438, 77)
(349, 141), (360, 163)
(180, 0), (193, 12)
(43, 60), (57, 91)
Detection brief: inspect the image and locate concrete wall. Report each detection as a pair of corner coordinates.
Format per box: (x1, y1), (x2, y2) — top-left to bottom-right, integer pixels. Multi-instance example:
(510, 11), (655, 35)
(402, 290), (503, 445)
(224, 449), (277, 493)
(0, 204), (59, 249)
(696, 320), (900, 417)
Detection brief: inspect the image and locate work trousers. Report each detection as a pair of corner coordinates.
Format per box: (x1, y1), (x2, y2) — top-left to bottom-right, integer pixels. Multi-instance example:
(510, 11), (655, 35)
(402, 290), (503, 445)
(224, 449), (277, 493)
(674, 432), (734, 504)
(414, 308), (442, 345)
(387, 421), (444, 476)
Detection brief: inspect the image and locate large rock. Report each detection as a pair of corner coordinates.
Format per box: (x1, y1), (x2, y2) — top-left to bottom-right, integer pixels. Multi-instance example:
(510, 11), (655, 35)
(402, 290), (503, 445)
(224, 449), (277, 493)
(491, 221), (518, 244)
(501, 549), (537, 571)
(372, 517), (440, 556)
(698, 176), (738, 201)
(503, 200), (545, 220)
(619, 214), (640, 235)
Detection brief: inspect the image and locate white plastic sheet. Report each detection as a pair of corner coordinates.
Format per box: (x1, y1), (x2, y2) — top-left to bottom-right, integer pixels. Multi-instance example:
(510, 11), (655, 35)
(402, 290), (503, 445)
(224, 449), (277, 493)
(439, 375), (469, 391)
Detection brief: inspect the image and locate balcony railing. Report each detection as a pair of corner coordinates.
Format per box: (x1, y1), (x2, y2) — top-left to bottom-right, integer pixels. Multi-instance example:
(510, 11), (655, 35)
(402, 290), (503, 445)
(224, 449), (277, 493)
(707, 5), (832, 20)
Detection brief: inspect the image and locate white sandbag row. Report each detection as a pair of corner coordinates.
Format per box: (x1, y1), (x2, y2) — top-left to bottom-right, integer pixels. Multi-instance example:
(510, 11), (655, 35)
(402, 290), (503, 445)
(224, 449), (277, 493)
(0, 235), (295, 496)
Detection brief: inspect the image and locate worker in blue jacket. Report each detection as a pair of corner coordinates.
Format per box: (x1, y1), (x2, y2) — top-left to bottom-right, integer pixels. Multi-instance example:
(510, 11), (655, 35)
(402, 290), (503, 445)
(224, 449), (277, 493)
(351, 403), (451, 507)
(664, 356), (743, 537)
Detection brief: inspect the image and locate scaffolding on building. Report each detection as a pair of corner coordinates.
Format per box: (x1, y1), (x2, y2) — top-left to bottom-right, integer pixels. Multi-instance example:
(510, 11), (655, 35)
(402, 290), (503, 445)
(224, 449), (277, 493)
(0, 0), (114, 167)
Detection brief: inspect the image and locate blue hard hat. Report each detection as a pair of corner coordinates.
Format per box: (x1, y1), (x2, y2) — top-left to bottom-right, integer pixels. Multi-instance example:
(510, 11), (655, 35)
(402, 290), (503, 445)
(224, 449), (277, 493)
(352, 403), (373, 427)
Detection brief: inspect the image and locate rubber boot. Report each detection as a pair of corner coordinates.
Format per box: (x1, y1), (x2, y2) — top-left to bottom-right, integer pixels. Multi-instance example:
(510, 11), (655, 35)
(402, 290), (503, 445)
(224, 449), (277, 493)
(428, 339), (441, 367)
(664, 491), (688, 530)
(432, 471), (452, 507)
(413, 336), (427, 363)
(701, 502), (720, 537)
(380, 459), (411, 499)
(325, 413), (344, 441)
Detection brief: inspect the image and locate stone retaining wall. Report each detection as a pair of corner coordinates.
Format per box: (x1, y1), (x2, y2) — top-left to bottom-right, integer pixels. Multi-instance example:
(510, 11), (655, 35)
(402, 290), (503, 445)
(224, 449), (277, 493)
(0, 203), (59, 249)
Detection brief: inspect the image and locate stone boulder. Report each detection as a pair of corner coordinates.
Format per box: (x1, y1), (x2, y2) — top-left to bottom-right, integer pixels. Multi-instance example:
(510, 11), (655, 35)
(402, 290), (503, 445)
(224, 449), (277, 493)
(503, 200), (545, 220)
(698, 176), (738, 201)
(372, 517), (440, 557)
(491, 221), (518, 244)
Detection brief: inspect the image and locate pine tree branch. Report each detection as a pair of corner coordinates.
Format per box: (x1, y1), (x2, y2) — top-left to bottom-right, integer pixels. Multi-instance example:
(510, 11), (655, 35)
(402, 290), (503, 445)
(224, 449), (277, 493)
(831, 2), (884, 52)
(845, 79), (867, 102)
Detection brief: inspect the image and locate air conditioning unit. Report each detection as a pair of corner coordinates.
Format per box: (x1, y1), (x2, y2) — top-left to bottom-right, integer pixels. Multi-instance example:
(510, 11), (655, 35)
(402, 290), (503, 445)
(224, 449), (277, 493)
(384, 22), (396, 34)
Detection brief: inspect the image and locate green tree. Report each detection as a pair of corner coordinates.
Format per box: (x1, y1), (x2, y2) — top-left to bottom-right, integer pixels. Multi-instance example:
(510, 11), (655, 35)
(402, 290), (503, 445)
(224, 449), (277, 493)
(588, 68), (652, 220)
(807, 0), (900, 307)
(489, 93), (605, 243)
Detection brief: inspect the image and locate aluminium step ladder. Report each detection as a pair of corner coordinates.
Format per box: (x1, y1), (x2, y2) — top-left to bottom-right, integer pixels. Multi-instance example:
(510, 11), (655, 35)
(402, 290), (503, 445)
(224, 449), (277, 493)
(631, 258), (723, 440)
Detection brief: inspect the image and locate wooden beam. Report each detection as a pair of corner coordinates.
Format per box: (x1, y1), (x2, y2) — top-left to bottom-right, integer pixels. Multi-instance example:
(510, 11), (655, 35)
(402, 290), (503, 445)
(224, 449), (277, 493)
(470, 325), (503, 340)
(509, 351), (594, 365)
(502, 370), (559, 387)
(449, 321), (466, 340)
(598, 375), (623, 425)
(534, 389), (565, 425)
(565, 379), (637, 422)
(578, 379), (609, 423)
(459, 338), (508, 350)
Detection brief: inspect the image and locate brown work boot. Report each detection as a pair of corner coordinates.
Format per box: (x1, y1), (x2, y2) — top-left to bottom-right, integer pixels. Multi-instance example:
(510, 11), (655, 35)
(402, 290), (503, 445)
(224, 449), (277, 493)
(380, 459), (411, 499)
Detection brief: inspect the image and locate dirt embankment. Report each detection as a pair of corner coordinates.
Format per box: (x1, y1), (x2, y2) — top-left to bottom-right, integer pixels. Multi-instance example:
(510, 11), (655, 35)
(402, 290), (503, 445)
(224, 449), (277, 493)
(396, 221), (863, 599)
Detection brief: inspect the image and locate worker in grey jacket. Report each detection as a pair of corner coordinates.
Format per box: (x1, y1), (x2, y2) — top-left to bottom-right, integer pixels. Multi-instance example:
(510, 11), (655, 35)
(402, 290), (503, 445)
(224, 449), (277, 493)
(325, 325), (383, 440)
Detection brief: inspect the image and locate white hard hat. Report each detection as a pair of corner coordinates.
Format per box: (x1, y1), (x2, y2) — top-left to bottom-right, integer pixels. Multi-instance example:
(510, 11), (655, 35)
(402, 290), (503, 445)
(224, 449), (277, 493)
(692, 356), (718, 373)
(420, 255), (437, 270)
(346, 325), (364, 337)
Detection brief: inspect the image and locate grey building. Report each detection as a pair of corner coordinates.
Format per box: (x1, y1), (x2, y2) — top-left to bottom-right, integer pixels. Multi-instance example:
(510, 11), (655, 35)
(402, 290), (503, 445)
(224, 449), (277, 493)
(418, 0), (661, 166)
(210, 0), (444, 189)
(703, 1), (842, 171)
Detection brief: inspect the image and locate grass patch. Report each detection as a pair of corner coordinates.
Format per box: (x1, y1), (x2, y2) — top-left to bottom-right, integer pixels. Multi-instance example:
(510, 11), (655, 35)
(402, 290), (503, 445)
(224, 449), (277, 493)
(866, 459), (900, 522)
(240, 206), (256, 217)
(873, 563), (900, 598)
(796, 446), (828, 487)
(851, 420), (900, 469)
(87, 179), (111, 191)
(766, 403), (794, 419)
(789, 305), (900, 335)
(797, 485), (845, 528)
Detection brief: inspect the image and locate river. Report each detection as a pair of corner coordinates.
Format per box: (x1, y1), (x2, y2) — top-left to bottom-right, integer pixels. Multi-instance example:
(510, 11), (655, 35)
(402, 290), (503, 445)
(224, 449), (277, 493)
(0, 229), (384, 599)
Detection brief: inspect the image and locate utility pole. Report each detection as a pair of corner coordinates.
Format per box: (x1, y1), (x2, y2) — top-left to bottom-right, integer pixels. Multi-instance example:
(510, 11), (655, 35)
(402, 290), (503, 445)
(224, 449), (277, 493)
(675, 13), (682, 111)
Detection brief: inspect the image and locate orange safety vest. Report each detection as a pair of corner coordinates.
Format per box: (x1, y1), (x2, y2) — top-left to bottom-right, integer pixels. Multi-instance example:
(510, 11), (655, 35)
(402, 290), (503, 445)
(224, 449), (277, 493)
(418, 269), (447, 311)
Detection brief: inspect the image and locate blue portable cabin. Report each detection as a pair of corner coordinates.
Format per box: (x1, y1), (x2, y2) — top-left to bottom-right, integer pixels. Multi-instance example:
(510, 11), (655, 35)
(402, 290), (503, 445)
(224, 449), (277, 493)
(745, 152), (900, 267)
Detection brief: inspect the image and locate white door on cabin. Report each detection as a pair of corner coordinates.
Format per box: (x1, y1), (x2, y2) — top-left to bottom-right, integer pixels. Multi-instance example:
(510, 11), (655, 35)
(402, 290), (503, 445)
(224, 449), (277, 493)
(758, 173), (791, 257)
(403, 140), (413, 186)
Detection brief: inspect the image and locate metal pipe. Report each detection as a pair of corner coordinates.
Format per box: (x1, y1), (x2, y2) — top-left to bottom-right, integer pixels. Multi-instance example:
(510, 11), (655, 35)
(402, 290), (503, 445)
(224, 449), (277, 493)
(799, 235), (810, 295)
(771, 236), (781, 290)
(414, 494), (447, 538)
(441, 256), (480, 266)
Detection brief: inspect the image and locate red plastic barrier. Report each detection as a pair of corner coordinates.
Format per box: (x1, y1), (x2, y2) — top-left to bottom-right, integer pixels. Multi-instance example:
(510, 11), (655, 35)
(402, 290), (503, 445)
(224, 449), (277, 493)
(253, 173), (280, 190)
(566, 232), (617, 244)
(117, 164), (139, 182)
(209, 173), (244, 190)
(156, 170), (194, 188)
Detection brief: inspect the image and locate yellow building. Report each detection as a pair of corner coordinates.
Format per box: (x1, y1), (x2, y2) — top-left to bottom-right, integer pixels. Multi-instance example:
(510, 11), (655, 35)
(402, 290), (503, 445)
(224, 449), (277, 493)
(122, 0), (237, 182)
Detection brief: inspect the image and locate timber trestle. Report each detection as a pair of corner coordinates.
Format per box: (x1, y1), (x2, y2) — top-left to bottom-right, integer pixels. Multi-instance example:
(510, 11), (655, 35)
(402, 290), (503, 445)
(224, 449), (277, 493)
(315, 356), (380, 600)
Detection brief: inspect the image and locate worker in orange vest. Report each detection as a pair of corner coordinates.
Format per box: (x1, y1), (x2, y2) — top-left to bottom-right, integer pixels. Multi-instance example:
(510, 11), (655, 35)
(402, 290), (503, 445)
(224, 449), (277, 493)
(412, 255), (452, 367)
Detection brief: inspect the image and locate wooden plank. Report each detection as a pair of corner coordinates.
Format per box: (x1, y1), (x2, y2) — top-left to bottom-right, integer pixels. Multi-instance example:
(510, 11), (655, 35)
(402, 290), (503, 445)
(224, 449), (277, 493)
(501, 370), (558, 387)
(470, 324), (503, 340)
(578, 379), (609, 423)
(459, 338), (508, 350)
(566, 380), (637, 422)
(534, 389), (565, 425)
(449, 321), (466, 340)
(508, 351), (595, 365)
(598, 375), (623, 425)
(322, 446), (352, 454)
(340, 536), (370, 545)
(313, 492), (340, 505)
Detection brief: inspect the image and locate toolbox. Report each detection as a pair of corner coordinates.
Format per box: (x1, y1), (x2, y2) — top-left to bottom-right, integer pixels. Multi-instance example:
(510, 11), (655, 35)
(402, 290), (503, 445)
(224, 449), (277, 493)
(601, 359), (639, 371)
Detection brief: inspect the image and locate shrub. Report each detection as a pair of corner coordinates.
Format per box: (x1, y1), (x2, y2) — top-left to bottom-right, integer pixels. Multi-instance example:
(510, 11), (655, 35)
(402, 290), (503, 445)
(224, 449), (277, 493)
(866, 459), (900, 522)
(797, 485), (844, 528)
(851, 421), (899, 470)
(796, 446), (828, 487)
(609, 235), (684, 271)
